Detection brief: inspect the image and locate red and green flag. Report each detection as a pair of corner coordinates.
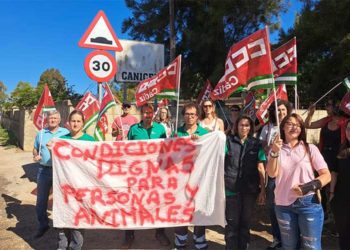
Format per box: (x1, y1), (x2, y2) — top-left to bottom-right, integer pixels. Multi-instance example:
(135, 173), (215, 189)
(135, 55), (181, 106)
(75, 91), (100, 130)
(272, 37), (297, 85)
(211, 27), (274, 100)
(94, 83), (117, 141)
(340, 92), (350, 116)
(256, 84), (288, 125)
(33, 84), (56, 130)
(197, 79), (213, 106)
(342, 76), (350, 91)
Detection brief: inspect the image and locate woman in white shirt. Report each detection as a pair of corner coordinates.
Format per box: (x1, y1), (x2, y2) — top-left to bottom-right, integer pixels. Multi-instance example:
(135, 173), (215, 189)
(199, 99), (224, 132)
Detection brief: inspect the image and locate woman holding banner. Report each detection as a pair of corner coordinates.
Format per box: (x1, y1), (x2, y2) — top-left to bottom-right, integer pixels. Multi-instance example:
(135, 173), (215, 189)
(199, 99), (224, 132)
(267, 113), (331, 250)
(224, 115), (266, 250)
(330, 119), (350, 249)
(56, 110), (95, 250)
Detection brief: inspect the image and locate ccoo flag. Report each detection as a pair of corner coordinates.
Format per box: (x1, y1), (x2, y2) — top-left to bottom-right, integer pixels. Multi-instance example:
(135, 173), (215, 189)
(33, 84), (56, 130)
(135, 55), (181, 106)
(256, 84), (288, 125)
(272, 37), (297, 85)
(342, 76), (350, 91)
(211, 27), (274, 100)
(197, 80), (213, 106)
(75, 91), (100, 130)
(94, 83), (117, 141)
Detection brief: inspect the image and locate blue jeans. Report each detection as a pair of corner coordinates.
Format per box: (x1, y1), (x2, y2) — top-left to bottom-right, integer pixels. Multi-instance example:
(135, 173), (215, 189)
(36, 165), (52, 230)
(275, 194), (324, 250)
(266, 177), (281, 242)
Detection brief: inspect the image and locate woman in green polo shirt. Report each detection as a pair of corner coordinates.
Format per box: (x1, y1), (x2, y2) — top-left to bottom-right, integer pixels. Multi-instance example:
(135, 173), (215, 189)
(57, 110), (94, 250)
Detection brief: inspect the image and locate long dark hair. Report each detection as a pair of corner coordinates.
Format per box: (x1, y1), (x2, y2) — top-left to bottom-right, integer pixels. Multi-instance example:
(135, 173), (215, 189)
(234, 115), (255, 137)
(280, 113), (310, 155)
(337, 119), (350, 159)
(268, 99), (293, 125)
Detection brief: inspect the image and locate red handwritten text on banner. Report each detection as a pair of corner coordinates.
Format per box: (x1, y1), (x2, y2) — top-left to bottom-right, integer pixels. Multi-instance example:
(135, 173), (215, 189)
(52, 132), (226, 229)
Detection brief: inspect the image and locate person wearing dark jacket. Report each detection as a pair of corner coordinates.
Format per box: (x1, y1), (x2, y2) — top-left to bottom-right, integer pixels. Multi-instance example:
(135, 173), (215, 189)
(224, 115), (266, 250)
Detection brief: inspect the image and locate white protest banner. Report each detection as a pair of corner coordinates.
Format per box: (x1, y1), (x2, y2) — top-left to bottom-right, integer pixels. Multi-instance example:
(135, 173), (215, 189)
(52, 131), (226, 229)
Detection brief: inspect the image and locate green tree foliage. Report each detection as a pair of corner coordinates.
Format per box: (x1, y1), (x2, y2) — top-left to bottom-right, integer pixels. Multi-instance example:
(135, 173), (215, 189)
(10, 82), (37, 109)
(0, 81), (7, 108)
(37, 68), (82, 104)
(278, 0), (350, 104)
(37, 68), (70, 101)
(122, 0), (286, 98)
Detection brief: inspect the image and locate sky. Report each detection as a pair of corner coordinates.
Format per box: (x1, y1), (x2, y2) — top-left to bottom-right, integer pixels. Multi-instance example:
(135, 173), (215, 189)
(0, 0), (302, 96)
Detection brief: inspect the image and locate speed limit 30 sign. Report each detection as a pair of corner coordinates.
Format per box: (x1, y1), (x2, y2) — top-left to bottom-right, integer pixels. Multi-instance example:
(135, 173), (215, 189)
(84, 50), (117, 82)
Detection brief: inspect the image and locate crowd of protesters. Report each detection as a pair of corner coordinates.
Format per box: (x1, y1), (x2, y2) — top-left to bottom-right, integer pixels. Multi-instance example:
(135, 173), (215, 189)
(31, 97), (350, 250)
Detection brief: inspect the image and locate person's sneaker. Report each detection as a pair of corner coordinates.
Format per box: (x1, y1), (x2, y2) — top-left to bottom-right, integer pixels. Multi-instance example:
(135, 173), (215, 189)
(267, 239), (282, 250)
(155, 232), (171, 246)
(121, 235), (134, 249)
(34, 226), (50, 239)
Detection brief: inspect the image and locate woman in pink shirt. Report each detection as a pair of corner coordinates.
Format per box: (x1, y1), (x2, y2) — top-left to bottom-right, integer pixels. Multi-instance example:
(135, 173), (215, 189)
(266, 113), (331, 250)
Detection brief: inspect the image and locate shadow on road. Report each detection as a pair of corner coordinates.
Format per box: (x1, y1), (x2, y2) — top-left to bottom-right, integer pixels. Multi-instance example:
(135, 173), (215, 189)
(21, 162), (39, 183)
(2, 193), (56, 250)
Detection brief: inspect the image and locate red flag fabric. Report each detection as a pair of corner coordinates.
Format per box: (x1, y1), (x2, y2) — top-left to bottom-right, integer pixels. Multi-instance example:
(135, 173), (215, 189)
(75, 91), (100, 130)
(256, 84), (288, 125)
(157, 99), (169, 108)
(94, 83), (117, 141)
(135, 55), (181, 106)
(33, 84), (56, 130)
(340, 92), (350, 116)
(272, 37), (297, 84)
(197, 80), (213, 106)
(242, 92), (256, 120)
(211, 27), (274, 100)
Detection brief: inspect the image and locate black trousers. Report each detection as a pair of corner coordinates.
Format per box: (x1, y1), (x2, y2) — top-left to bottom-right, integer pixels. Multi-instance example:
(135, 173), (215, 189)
(331, 197), (350, 250)
(225, 193), (258, 250)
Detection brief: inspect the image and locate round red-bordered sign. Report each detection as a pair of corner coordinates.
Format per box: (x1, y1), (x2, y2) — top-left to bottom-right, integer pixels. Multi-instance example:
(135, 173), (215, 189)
(84, 50), (117, 82)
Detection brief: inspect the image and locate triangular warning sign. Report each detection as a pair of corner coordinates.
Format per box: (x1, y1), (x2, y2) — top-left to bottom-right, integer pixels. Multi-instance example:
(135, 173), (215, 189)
(79, 10), (123, 52)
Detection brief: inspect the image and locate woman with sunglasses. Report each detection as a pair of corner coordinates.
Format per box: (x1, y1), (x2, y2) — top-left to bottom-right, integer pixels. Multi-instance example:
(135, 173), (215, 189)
(199, 99), (224, 132)
(330, 119), (350, 249)
(267, 113), (331, 250)
(305, 98), (347, 221)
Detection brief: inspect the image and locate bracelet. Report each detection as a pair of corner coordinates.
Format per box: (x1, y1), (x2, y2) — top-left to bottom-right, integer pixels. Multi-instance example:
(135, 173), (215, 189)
(269, 151), (279, 158)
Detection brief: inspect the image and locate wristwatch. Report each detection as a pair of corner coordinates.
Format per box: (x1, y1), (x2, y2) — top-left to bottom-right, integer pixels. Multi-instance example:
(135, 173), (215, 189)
(270, 151), (279, 158)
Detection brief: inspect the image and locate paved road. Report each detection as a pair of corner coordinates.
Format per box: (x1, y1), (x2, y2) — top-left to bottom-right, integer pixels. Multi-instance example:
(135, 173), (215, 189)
(0, 146), (338, 249)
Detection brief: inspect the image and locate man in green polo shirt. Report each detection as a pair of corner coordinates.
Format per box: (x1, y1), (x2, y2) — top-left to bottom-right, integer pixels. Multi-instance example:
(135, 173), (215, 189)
(123, 103), (170, 249)
(173, 102), (208, 250)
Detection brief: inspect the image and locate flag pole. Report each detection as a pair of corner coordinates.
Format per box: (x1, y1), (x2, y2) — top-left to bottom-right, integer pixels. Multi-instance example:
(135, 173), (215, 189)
(174, 55), (182, 134)
(294, 85), (298, 111)
(38, 112), (45, 156)
(217, 101), (230, 125)
(265, 26), (280, 129)
(301, 80), (344, 115)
